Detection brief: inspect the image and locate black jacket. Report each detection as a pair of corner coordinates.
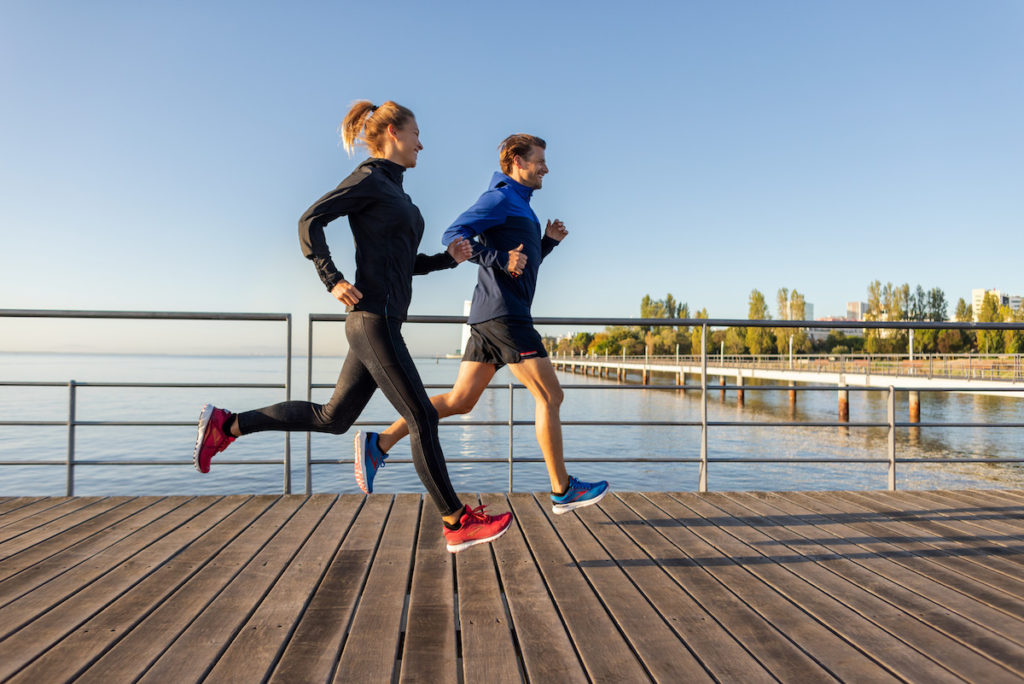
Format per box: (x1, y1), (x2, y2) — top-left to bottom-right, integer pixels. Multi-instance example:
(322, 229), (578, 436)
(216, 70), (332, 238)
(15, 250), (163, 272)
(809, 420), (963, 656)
(298, 158), (456, 320)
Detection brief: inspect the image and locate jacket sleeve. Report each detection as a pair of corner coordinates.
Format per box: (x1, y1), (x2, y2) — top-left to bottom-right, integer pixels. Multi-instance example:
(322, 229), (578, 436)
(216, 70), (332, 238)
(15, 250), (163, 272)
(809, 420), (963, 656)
(540, 235), (559, 260)
(413, 251), (458, 275)
(441, 190), (511, 271)
(297, 172), (373, 291)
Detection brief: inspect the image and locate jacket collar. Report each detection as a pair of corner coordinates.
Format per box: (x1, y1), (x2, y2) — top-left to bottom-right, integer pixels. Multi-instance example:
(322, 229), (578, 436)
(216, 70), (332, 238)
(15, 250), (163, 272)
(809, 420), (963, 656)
(489, 171), (534, 201)
(361, 157), (406, 186)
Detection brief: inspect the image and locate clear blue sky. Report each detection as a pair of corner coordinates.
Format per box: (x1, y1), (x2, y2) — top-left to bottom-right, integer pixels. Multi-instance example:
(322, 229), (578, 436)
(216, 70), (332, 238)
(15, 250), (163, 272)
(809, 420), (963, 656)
(2, 1), (1022, 355)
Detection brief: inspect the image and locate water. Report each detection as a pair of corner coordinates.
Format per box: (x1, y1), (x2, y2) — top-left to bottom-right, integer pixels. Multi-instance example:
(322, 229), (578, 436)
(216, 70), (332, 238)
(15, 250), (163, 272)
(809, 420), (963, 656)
(2, 353), (1024, 496)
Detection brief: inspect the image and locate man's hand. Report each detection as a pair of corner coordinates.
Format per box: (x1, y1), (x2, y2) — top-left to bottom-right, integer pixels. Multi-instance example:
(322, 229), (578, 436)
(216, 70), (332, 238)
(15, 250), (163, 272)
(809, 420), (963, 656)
(331, 279), (363, 306)
(446, 237), (473, 264)
(507, 244), (527, 277)
(545, 219), (568, 242)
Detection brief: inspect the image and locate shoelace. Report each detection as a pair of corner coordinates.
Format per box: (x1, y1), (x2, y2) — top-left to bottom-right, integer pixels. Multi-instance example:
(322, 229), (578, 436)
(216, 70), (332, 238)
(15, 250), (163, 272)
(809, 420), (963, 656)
(463, 504), (492, 523)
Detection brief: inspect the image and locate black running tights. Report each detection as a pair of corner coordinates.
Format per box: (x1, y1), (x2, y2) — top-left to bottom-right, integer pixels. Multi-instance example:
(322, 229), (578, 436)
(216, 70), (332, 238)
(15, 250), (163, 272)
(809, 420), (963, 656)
(236, 311), (462, 517)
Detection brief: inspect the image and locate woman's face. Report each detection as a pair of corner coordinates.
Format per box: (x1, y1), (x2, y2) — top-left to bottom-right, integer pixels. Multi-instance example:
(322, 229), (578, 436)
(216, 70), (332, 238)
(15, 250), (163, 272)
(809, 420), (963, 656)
(387, 118), (423, 168)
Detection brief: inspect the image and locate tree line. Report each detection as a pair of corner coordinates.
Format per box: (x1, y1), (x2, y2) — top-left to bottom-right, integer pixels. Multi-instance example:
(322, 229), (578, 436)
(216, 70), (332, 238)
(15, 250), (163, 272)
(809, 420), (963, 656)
(543, 283), (1024, 356)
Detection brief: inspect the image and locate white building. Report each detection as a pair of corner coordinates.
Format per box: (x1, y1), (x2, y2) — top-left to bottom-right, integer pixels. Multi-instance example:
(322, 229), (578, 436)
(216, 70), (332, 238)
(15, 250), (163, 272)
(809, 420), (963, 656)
(846, 301), (868, 321)
(972, 288), (1023, 321)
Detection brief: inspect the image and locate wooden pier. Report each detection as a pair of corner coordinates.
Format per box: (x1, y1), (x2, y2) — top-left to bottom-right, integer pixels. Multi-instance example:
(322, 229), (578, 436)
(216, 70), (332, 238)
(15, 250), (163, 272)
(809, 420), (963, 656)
(3, 489), (1024, 682)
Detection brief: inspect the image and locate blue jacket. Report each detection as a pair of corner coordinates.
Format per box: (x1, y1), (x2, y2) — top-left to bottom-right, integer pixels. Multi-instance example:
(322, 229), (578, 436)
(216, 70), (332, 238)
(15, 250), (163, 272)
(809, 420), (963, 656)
(442, 172), (559, 324)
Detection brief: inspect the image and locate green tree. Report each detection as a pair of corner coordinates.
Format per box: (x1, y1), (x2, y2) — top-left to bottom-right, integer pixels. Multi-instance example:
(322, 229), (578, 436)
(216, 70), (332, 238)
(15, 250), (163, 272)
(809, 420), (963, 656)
(954, 297), (972, 322)
(745, 289), (774, 354)
(927, 287), (948, 322)
(690, 308), (709, 355)
(977, 292), (1003, 353)
(723, 327), (747, 354)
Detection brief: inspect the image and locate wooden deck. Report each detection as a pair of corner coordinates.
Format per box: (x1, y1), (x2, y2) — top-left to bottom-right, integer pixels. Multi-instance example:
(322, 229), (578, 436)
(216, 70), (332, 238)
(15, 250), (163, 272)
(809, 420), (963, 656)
(3, 490), (1024, 683)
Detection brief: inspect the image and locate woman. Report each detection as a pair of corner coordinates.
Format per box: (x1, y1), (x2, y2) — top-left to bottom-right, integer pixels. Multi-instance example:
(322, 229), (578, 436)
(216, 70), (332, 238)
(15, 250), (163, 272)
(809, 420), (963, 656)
(192, 100), (512, 553)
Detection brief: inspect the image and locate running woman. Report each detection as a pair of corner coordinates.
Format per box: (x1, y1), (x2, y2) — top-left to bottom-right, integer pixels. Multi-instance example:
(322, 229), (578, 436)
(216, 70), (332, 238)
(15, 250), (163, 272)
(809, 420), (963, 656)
(192, 100), (512, 553)
(355, 134), (609, 514)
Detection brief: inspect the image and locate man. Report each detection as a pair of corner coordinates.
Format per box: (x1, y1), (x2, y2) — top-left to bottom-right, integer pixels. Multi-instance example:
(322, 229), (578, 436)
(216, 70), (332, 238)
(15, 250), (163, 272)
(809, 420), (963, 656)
(354, 133), (608, 513)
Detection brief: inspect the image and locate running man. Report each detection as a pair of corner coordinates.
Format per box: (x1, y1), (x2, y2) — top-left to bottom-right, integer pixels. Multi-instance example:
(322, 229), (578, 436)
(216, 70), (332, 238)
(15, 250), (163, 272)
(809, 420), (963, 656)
(192, 100), (512, 553)
(355, 134), (609, 513)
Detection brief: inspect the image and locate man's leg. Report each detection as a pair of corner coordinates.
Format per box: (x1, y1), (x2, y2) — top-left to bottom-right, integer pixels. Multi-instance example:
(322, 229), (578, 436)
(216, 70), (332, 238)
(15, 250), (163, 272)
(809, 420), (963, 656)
(507, 357), (569, 493)
(376, 361), (497, 453)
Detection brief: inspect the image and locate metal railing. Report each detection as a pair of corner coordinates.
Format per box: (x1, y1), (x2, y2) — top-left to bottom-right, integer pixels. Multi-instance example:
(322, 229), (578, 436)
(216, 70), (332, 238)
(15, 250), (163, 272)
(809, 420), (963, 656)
(3, 311), (1024, 495)
(305, 315), (1024, 494)
(0, 309), (293, 494)
(560, 352), (1024, 382)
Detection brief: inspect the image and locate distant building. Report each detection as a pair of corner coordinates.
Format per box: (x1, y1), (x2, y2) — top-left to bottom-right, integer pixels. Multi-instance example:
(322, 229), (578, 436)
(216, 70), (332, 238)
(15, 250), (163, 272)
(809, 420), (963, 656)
(846, 301), (868, 321)
(780, 301), (814, 321)
(972, 288), (1023, 321)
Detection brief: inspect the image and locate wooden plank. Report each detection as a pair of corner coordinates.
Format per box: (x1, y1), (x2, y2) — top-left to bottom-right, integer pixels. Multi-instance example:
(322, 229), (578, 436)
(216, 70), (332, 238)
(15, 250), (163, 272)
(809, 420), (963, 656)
(612, 492), (833, 681)
(672, 492), (964, 682)
(399, 496), (457, 683)
(207, 495), (360, 681)
(790, 492), (1024, 625)
(577, 494), (776, 683)
(0, 498), (36, 517)
(736, 491), (1024, 672)
(832, 491), (1024, 599)
(480, 492), (586, 684)
(640, 492), (898, 682)
(0, 497), (125, 551)
(135, 495), (331, 683)
(541, 493), (712, 682)
(700, 492), (1022, 682)
(507, 492), (649, 682)
(268, 494), (392, 684)
(0, 498), (74, 530)
(332, 493), (420, 683)
(0, 497), (199, 635)
(0, 495), (261, 682)
(455, 494), (522, 684)
(905, 490), (1024, 545)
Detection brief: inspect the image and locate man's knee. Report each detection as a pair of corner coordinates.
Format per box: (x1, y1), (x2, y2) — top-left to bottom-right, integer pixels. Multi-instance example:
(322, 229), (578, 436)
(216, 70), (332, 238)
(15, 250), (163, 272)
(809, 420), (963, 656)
(534, 383), (563, 409)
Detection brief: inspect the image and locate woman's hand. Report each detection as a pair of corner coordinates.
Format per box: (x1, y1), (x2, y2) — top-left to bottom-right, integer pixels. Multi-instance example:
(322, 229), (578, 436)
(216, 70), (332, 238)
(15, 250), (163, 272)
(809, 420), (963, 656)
(331, 279), (363, 306)
(447, 237), (473, 264)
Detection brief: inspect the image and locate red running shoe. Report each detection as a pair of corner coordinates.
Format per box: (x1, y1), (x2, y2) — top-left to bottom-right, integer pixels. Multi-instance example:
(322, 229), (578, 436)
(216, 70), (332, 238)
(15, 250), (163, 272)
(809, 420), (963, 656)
(443, 504), (513, 553)
(193, 404), (235, 474)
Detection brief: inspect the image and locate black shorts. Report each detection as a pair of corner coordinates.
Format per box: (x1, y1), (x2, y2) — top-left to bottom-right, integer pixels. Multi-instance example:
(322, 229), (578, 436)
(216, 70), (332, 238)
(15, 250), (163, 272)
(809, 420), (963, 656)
(463, 317), (548, 368)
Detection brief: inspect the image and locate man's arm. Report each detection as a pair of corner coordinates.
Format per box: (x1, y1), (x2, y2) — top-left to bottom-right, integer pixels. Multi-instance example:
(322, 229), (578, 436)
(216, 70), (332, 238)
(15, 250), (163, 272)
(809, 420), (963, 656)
(540, 218), (568, 260)
(441, 190), (512, 270)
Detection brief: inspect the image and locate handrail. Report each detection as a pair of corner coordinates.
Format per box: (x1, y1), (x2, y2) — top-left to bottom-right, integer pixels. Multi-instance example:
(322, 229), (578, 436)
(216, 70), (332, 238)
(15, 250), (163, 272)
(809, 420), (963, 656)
(0, 309), (293, 494)
(3, 309), (1024, 496)
(305, 314), (1024, 494)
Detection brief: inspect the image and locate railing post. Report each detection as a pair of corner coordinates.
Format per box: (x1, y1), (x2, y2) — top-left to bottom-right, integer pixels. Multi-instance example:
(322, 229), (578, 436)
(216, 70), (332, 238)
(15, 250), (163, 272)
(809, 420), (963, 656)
(887, 385), (896, 491)
(508, 382), (515, 492)
(699, 323), (708, 492)
(305, 315), (314, 495)
(284, 314), (292, 495)
(67, 380), (76, 497)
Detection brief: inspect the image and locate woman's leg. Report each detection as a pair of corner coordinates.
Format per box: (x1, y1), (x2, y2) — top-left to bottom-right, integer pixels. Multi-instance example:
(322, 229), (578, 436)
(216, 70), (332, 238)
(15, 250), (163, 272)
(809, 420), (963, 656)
(376, 361), (496, 453)
(346, 312), (463, 519)
(235, 349), (377, 436)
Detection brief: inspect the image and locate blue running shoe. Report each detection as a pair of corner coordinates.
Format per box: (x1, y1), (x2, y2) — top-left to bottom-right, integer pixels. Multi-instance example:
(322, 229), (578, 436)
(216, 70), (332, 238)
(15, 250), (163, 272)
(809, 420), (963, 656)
(551, 475), (609, 515)
(354, 431), (387, 494)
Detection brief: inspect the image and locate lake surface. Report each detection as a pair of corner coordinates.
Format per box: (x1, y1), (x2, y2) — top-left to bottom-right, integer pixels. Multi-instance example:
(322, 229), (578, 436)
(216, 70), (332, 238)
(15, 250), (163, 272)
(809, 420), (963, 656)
(2, 353), (1023, 496)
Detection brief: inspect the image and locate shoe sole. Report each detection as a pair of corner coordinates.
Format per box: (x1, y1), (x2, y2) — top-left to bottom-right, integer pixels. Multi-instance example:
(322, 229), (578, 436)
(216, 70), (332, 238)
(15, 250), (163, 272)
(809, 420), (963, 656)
(193, 404), (215, 474)
(552, 487), (608, 515)
(445, 520), (511, 553)
(353, 431), (370, 494)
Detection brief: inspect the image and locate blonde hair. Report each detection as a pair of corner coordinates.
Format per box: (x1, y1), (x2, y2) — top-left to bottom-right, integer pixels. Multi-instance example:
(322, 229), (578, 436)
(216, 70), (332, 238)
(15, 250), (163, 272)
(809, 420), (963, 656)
(340, 100), (415, 156)
(499, 134), (546, 175)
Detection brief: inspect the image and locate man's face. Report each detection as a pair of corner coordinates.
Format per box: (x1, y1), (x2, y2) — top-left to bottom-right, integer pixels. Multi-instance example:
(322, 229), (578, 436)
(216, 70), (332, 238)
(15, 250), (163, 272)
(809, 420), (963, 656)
(515, 146), (548, 189)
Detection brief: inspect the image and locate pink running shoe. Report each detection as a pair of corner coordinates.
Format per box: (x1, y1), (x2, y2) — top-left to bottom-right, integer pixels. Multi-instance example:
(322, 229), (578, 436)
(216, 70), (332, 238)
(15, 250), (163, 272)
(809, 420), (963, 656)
(443, 504), (513, 553)
(193, 404), (235, 474)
